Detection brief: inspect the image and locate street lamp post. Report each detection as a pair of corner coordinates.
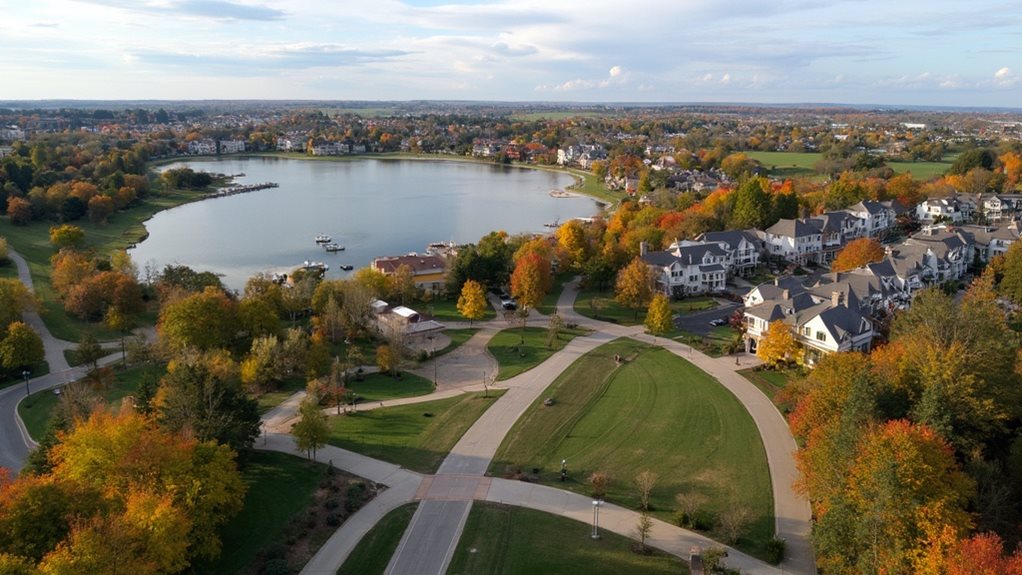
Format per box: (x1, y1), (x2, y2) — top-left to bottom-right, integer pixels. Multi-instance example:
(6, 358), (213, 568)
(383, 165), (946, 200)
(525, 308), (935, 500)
(427, 334), (438, 389)
(591, 499), (601, 539)
(22, 369), (30, 397)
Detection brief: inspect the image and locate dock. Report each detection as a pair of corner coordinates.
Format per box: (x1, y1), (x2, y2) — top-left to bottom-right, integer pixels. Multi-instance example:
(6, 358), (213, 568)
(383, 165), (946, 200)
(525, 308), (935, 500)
(206, 182), (279, 199)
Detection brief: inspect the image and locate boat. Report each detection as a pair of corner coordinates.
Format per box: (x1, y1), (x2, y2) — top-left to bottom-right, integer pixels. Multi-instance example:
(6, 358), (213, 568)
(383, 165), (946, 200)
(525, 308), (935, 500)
(324, 243), (345, 252)
(314, 234), (331, 243)
(543, 218), (560, 228)
(301, 260), (329, 272)
(339, 264), (354, 271)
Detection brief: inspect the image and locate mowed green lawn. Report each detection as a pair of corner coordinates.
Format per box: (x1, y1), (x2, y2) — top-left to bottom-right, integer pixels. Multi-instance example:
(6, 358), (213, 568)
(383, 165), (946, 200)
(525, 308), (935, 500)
(349, 372), (433, 402)
(487, 326), (589, 381)
(490, 339), (774, 559)
(193, 451), (327, 575)
(326, 391), (504, 474)
(448, 503), (688, 575)
(746, 150), (952, 180)
(336, 503), (418, 575)
(574, 288), (717, 327)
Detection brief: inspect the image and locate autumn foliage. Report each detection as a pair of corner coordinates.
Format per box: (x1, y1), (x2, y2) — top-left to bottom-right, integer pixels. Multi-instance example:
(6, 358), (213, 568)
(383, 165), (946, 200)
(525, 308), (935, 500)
(831, 237), (885, 272)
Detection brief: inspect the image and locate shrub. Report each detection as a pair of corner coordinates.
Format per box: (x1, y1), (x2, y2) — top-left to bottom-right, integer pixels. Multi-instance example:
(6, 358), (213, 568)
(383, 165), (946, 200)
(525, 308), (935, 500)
(765, 537), (786, 564)
(261, 558), (291, 575)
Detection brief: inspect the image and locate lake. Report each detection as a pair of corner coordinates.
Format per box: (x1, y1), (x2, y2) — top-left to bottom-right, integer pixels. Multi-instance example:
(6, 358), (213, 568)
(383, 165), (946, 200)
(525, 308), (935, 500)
(130, 157), (600, 289)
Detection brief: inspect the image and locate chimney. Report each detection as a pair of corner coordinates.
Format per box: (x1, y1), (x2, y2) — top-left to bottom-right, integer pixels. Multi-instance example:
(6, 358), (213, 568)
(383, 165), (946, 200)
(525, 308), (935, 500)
(774, 277), (780, 286)
(782, 289), (790, 300)
(639, 241), (648, 256)
(831, 291), (844, 307)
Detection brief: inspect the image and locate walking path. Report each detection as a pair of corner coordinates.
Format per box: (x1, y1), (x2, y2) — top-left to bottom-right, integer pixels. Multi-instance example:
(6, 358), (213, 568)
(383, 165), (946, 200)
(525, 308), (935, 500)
(2, 253), (814, 573)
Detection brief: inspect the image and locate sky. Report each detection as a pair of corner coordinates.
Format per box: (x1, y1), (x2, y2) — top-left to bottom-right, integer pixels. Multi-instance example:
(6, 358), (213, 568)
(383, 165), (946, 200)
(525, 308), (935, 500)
(1, 0), (1020, 107)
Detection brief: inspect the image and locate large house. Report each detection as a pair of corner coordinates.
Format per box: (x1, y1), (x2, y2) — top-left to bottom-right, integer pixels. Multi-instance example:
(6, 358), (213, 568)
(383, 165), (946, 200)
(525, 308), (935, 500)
(761, 219), (823, 265)
(372, 254), (447, 294)
(370, 299), (445, 346)
(640, 240), (728, 297)
(694, 230), (763, 277)
(744, 285), (873, 365)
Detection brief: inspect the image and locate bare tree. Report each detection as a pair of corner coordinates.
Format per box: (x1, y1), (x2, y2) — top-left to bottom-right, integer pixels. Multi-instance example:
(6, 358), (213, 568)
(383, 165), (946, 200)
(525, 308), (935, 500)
(717, 504), (751, 544)
(588, 471), (612, 499)
(634, 470), (659, 511)
(636, 511), (653, 553)
(674, 492), (707, 527)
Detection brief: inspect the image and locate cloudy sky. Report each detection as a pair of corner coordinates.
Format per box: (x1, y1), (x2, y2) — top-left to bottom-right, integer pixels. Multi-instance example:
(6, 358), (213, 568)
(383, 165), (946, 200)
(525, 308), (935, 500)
(2, 0), (1020, 106)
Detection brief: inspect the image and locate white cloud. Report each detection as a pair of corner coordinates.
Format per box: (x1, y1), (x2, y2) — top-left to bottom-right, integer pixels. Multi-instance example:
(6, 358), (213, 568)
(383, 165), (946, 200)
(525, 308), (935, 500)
(995, 66), (1011, 79)
(609, 65), (622, 77)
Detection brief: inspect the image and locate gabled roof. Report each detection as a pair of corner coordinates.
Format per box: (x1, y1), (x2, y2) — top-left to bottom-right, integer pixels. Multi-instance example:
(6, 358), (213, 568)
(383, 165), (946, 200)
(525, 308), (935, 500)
(766, 218), (821, 238)
(641, 251), (680, 267)
(697, 229), (761, 250)
(373, 254), (446, 275)
(847, 200), (887, 216)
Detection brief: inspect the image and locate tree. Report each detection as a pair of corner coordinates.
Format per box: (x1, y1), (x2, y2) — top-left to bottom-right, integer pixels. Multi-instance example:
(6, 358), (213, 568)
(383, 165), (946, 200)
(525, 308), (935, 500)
(946, 532), (1022, 575)
(588, 471), (611, 499)
(240, 335), (281, 394)
(756, 320), (799, 368)
(0, 322), (43, 371)
(634, 470), (658, 511)
(456, 279), (487, 326)
(158, 286), (237, 352)
(7, 197), (32, 225)
(74, 333), (104, 372)
(237, 296), (280, 341)
(317, 295), (345, 343)
(999, 241), (1022, 304)
(376, 344), (396, 376)
(615, 257), (655, 320)
(644, 294), (672, 344)
(546, 312), (564, 349)
(86, 195), (114, 224)
(292, 390), (329, 460)
(831, 238), (885, 272)
(0, 279), (35, 327)
(510, 252), (550, 311)
(717, 504), (751, 544)
(636, 512), (653, 552)
(390, 264), (417, 305)
(48, 225), (84, 250)
(729, 176), (771, 229)
(156, 351), (261, 453)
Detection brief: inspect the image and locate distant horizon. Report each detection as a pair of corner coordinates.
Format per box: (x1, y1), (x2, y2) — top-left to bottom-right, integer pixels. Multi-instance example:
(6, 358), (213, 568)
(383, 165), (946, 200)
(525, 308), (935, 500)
(2, 98), (1021, 115)
(4, 1), (1020, 107)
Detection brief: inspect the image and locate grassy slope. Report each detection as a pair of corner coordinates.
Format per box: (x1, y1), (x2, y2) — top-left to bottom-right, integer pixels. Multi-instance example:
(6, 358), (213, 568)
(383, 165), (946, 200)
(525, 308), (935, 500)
(573, 288), (717, 327)
(448, 503), (688, 575)
(326, 390), (504, 474)
(486, 326), (588, 381)
(490, 339), (774, 559)
(746, 150), (952, 180)
(193, 450), (327, 575)
(335, 503), (419, 575)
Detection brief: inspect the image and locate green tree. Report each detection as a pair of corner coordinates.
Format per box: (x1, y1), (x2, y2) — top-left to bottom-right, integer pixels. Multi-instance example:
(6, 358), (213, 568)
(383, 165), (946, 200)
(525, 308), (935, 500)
(292, 389), (329, 460)
(614, 257), (655, 320)
(644, 293), (672, 344)
(0, 322), (43, 371)
(456, 279), (487, 326)
(730, 177), (771, 229)
(0, 279), (35, 327)
(999, 241), (1022, 304)
(48, 225), (84, 250)
(74, 333), (104, 372)
(158, 286), (237, 352)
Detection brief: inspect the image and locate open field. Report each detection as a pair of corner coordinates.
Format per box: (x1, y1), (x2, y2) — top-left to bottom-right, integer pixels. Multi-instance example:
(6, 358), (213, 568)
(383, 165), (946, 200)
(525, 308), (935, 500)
(426, 297), (496, 323)
(326, 390), (504, 474)
(746, 150), (953, 180)
(336, 503), (419, 575)
(490, 339), (774, 559)
(574, 288), (718, 327)
(487, 326), (588, 381)
(348, 372), (433, 402)
(448, 503), (689, 575)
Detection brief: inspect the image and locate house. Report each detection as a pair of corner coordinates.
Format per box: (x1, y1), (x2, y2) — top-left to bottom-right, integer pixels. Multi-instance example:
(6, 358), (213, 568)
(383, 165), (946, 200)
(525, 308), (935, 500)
(370, 299), (445, 346)
(844, 200), (897, 238)
(694, 230), (763, 277)
(219, 139), (246, 154)
(276, 137), (300, 152)
(915, 197), (965, 224)
(902, 227), (972, 282)
(372, 254), (447, 294)
(310, 141), (347, 156)
(640, 241), (727, 297)
(761, 219), (823, 265)
(744, 285), (873, 365)
(959, 222), (1021, 261)
(186, 139), (216, 155)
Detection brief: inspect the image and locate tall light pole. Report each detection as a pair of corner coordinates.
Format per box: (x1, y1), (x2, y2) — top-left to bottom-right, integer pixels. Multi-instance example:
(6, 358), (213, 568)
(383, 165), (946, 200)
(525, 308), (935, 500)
(591, 499), (601, 539)
(22, 369), (30, 397)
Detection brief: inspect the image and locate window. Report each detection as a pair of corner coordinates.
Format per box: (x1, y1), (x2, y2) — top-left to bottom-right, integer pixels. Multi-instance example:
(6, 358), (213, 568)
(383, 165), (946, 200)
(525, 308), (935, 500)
(803, 326), (811, 336)
(816, 331), (826, 342)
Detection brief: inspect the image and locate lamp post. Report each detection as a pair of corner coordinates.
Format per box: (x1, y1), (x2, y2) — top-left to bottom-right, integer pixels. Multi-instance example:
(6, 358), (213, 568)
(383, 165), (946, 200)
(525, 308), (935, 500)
(427, 334), (438, 389)
(591, 499), (601, 539)
(22, 369), (30, 397)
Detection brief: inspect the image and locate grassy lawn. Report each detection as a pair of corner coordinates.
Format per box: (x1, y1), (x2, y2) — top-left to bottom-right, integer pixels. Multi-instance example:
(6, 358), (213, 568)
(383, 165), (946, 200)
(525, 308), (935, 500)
(489, 339), (774, 560)
(448, 503), (688, 575)
(487, 326), (588, 381)
(255, 376), (308, 414)
(326, 391), (504, 474)
(574, 288), (718, 326)
(0, 185), (207, 342)
(18, 363), (163, 440)
(535, 271), (576, 316)
(746, 150), (952, 181)
(673, 326), (742, 358)
(193, 451), (330, 575)
(336, 503), (418, 575)
(738, 367), (802, 415)
(349, 372), (433, 402)
(424, 298), (496, 323)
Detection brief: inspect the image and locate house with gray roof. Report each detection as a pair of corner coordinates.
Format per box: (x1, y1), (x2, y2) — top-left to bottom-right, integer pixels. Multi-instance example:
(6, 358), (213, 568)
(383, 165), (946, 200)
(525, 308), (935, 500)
(761, 218), (823, 265)
(639, 241), (728, 297)
(693, 230), (763, 277)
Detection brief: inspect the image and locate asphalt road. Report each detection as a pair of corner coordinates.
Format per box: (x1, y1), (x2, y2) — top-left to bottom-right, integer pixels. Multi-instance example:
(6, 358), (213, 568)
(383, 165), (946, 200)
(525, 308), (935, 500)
(674, 299), (741, 336)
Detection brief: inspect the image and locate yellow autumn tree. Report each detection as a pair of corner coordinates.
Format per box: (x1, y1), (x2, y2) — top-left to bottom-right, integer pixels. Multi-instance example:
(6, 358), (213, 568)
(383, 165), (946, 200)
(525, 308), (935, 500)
(615, 256), (655, 320)
(644, 293), (672, 344)
(831, 238), (885, 272)
(456, 279), (487, 325)
(756, 320), (799, 368)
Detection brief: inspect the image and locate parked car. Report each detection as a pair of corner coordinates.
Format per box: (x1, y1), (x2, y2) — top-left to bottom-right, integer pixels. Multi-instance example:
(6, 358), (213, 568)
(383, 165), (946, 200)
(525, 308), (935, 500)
(500, 295), (517, 310)
(709, 318), (728, 327)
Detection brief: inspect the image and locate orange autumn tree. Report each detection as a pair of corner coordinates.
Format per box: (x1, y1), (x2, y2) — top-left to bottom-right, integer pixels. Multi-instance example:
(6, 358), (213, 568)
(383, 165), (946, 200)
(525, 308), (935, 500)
(946, 532), (1022, 575)
(831, 238), (885, 272)
(0, 407), (248, 570)
(510, 251), (551, 311)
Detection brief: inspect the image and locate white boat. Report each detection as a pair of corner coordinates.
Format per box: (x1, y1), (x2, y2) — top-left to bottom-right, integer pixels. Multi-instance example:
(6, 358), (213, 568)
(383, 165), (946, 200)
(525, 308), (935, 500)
(302, 260), (329, 272)
(314, 234), (331, 243)
(324, 243), (345, 252)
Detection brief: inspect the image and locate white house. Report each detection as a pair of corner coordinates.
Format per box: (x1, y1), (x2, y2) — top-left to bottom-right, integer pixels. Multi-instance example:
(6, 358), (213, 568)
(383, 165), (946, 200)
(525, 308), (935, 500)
(640, 241), (728, 297)
(761, 219), (823, 265)
(694, 230), (763, 277)
(915, 197), (965, 224)
(844, 200), (897, 238)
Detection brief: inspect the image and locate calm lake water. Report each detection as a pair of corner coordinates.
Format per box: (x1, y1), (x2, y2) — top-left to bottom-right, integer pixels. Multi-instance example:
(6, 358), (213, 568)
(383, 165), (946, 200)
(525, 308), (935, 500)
(130, 157), (599, 289)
